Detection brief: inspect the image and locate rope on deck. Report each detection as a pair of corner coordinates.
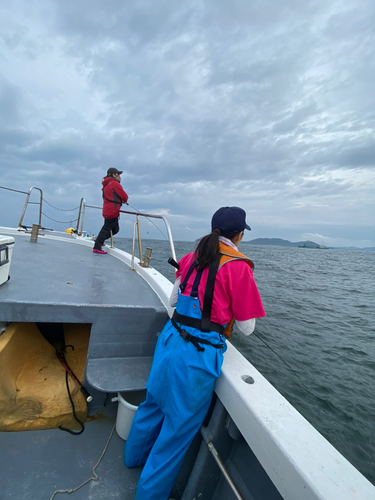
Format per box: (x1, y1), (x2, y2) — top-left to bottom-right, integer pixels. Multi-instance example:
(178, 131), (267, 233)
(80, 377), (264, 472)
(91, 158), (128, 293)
(48, 424), (116, 500)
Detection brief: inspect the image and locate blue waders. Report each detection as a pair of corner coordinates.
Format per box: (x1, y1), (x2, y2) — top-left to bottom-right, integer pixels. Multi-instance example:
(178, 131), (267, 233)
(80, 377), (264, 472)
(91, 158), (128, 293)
(124, 260), (227, 500)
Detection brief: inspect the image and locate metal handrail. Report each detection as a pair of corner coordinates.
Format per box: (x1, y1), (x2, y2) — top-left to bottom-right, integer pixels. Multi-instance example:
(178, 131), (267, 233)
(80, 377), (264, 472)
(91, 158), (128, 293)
(120, 208), (176, 265)
(75, 198), (86, 236)
(86, 205), (177, 267)
(0, 185), (177, 266)
(17, 187), (43, 229)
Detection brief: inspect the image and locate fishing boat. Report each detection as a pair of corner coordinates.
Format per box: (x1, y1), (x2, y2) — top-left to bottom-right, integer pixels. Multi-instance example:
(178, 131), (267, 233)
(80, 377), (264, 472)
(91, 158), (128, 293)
(0, 185), (374, 500)
(298, 243), (329, 249)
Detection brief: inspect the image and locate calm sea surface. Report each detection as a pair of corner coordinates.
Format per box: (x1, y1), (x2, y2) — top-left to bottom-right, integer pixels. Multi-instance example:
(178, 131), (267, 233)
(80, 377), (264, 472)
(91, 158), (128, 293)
(115, 237), (375, 485)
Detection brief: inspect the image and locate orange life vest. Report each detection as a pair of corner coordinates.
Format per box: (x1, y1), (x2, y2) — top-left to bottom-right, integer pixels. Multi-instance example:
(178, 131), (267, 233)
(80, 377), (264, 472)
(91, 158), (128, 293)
(218, 242), (254, 338)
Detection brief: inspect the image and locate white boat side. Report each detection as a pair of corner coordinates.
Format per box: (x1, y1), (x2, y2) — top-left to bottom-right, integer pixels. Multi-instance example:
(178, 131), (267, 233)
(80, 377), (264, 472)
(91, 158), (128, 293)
(216, 343), (374, 499)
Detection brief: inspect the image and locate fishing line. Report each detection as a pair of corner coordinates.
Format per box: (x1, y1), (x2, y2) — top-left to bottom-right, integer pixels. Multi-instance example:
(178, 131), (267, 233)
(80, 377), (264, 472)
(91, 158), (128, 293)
(127, 203), (169, 241)
(252, 332), (318, 399)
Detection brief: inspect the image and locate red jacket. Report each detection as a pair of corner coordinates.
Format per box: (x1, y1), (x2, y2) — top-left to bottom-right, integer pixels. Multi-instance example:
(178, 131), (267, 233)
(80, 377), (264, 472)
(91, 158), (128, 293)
(102, 177), (129, 219)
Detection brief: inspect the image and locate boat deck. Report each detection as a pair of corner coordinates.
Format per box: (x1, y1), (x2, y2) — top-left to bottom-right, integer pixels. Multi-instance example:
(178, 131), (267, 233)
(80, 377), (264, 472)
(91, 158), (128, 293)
(0, 230), (164, 316)
(0, 229), (169, 394)
(0, 405), (143, 500)
(0, 230), (172, 499)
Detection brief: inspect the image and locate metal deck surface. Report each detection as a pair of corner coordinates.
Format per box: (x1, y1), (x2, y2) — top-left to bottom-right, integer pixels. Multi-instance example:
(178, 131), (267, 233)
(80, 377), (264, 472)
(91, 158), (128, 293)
(0, 230), (165, 500)
(0, 230), (170, 393)
(0, 404), (143, 500)
(0, 231), (163, 313)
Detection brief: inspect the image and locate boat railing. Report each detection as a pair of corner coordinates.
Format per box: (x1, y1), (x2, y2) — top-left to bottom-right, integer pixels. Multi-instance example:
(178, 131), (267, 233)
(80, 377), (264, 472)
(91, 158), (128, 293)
(76, 197), (86, 236)
(86, 204), (177, 269)
(124, 209), (176, 269)
(0, 185), (86, 235)
(1, 185), (176, 269)
(0, 185), (43, 230)
(17, 186), (45, 230)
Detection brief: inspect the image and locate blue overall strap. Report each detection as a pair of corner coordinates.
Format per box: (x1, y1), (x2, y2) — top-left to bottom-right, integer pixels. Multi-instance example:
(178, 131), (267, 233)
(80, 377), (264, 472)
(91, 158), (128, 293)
(172, 311), (224, 335)
(170, 317), (225, 352)
(179, 259), (203, 298)
(190, 268), (203, 298)
(179, 260), (197, 293)
(173, 253), (224, 336)
(200, 254), (221, 332)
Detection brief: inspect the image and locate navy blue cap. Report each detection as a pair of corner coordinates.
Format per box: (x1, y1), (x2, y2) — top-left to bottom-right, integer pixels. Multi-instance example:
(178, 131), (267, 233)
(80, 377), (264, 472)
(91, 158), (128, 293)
(211, 206), (251, 237)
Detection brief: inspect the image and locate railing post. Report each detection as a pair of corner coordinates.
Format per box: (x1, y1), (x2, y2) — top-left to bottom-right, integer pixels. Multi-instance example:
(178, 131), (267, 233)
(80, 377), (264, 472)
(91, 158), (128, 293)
(30, 224), (40, 243)
(137, 215), (143, 265)
(131, 221), (137, 270)
(142, 247), (152, 267)
(18, 190), (31, 229)
(80, 199), (86, 236)
(38, 189), (43, 227)
(161, 216), (176, 262)
(76, 198), (86, 235)
(18, 187), (43, 230)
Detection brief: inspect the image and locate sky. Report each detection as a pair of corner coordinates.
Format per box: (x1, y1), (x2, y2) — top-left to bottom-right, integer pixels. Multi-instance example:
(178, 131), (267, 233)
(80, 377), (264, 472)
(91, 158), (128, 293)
(0, 0), (374, 247)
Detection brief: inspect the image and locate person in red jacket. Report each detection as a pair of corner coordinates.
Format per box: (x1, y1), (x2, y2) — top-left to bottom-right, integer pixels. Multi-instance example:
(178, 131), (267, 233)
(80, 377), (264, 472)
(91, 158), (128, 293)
(93, 168), (129, 254)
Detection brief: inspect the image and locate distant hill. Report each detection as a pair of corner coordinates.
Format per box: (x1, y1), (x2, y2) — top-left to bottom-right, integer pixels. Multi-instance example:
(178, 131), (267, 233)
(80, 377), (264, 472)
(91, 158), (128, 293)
(242, 238), (375, 251)
(242, 238), (321, 248)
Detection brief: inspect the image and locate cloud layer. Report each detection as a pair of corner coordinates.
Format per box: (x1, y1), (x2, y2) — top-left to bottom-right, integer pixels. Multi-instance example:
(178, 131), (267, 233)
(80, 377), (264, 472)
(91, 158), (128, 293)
(1, 0), (374, 246)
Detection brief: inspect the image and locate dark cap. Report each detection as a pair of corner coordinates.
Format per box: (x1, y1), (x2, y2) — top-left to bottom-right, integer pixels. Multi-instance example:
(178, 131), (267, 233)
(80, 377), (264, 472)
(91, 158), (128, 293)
(211, 206), (251, 237)
(107, 167), (123, 176)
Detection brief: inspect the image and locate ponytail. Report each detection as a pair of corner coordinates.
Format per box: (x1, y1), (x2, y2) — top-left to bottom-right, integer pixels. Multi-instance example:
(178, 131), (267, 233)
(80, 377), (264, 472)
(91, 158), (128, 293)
(194, 228), (221, 271)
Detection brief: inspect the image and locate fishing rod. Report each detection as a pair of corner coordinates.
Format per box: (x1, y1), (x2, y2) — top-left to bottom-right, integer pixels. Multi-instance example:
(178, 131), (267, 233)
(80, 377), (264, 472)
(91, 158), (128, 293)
(125, 202), (169, 241)
(168, 257), (180, 270)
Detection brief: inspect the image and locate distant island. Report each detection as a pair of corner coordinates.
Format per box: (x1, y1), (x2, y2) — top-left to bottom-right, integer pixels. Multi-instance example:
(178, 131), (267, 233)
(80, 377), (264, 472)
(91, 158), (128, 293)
(242, 238), (375, 252)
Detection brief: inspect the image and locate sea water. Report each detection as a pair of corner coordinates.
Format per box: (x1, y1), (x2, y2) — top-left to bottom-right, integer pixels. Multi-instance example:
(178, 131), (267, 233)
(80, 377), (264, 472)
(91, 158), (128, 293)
(115, 237), (375, 486)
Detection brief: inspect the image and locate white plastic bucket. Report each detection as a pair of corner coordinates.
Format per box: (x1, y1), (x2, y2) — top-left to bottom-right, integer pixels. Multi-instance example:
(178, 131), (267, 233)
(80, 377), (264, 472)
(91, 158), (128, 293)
(114, 389), (147, 440)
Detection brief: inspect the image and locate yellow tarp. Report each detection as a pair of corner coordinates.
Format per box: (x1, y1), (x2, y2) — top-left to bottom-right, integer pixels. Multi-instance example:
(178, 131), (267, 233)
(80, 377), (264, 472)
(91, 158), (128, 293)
(0, 322), (90, 431)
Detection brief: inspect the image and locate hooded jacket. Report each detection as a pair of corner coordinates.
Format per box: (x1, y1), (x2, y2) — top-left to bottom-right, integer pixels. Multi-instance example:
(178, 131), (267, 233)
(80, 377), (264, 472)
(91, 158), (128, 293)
(102, 176), (129, 219)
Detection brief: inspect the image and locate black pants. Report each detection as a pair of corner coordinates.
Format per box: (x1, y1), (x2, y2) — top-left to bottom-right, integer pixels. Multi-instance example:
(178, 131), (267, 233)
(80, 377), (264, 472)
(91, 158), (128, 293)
(94, 218), (119, 249)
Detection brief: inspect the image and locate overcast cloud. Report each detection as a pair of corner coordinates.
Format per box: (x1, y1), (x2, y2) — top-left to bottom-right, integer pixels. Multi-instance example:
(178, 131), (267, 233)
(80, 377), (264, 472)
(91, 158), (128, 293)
(0, 0), (374, 247)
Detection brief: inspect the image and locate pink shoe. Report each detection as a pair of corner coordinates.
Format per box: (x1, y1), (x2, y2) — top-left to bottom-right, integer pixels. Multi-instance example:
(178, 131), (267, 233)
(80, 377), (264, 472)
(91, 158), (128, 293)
(93, 249), (107, 254)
